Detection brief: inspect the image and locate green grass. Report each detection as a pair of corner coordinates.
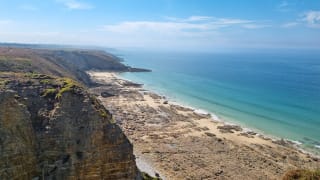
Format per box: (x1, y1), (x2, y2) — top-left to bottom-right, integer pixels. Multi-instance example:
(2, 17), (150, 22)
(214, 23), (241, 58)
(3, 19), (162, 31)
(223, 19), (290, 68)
(55, 78), (80, 99)
(41, 88), (57, 97)
(0, 56), (33, 72)
(25, 73), (52, 79)
(40, 79), (51, 84)
(99, 109), (108, 118)
(39, 77), (81, 99)
(283, 169), (320, 180)
(141, 172), (161, 180)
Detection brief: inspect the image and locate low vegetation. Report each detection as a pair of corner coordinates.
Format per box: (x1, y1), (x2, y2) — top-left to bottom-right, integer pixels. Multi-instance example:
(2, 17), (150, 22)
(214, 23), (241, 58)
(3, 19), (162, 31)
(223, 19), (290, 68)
(40, 79), (51, 84)
(41, 88), (57, 97)
(0, 56), (32, 72)
(25, 72), (52, 79)
(40, 76), (82, 99)
(282, 169), (320, 180)
(0, 79), (9, 89)
(99, 109), (108, 118)
(55, 78), (79, 99)
(141, 172), (161, 180)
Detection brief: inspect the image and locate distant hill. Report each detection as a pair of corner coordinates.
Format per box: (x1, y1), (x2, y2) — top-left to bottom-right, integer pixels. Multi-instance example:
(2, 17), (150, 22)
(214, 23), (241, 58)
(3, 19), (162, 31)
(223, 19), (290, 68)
(0, 47), (150, 86)
(0, 42), (116, 52)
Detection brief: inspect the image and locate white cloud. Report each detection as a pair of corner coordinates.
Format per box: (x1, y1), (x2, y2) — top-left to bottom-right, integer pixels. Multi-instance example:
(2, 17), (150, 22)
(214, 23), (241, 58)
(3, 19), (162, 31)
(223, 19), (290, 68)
(302, 11), (320, 28)
(103, 21), (210, 34)
(165, 16), (252, 24)
(99, 16), (272, 50)
(57, 0), (93, 10)
(215, 18), (253, 25)
(165, 16), (213, 22)
(282, 22), (299, 28)
(102, 16), (260, 34)
(186, 16), (213, 22)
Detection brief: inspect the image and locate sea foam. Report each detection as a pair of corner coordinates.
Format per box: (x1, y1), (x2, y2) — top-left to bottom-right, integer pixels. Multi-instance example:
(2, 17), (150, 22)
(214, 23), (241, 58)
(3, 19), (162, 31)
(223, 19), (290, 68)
(291, 140), (303, 145)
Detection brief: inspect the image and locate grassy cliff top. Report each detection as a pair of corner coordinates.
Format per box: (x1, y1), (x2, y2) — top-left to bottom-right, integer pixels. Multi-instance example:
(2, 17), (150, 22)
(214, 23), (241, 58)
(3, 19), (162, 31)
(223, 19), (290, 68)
(0, 72), (82, 97)
(0, 47), (149, 86)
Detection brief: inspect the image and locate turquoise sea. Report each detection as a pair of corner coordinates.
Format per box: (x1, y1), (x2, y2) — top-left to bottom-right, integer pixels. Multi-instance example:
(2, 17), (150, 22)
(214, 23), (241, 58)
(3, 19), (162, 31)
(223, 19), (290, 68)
(115, 49), (320, 153)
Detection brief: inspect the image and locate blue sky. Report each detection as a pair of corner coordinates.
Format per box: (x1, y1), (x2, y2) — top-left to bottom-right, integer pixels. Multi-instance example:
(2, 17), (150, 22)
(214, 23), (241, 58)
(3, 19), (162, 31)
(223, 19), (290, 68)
(0, 0), (320, 51)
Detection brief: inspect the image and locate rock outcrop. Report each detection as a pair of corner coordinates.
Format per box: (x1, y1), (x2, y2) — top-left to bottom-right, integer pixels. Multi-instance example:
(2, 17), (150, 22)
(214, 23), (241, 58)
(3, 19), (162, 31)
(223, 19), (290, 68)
(0, 73), (140, 179)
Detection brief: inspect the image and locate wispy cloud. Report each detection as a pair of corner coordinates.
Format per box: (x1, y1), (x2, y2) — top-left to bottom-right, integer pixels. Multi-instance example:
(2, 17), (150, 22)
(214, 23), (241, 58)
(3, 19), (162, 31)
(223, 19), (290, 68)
(165, 16), (213, 22)
(57, 0), (93, 10)
(186, 16), (213, 22)
(302, 11), (320, 28)
(102, 16), (264, 34)
(103, 21), (206, 34)
(165, 16), (252, 24)
(99, 16), (271, 49)
(282, 22), (299, 28)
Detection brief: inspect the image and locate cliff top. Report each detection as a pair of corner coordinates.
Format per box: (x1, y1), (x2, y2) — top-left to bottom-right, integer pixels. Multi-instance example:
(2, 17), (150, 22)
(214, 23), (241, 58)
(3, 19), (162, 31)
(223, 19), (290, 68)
(0, 47), (149, 86)
(0, 72), (81, 98)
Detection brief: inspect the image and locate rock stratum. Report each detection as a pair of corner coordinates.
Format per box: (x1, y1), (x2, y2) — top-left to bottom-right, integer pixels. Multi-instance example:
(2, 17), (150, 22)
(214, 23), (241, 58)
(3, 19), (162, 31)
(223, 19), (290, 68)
(0, 47), (143, 180)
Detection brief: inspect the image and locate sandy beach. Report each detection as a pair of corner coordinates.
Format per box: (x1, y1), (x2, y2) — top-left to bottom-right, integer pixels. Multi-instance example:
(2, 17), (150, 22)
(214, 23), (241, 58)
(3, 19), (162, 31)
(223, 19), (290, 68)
(88, 71), (320, 179)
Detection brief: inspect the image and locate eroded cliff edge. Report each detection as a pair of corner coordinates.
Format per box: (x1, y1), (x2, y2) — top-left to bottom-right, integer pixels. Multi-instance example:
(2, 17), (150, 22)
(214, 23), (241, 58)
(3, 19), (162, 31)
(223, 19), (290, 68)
(0, 46), (144, 180)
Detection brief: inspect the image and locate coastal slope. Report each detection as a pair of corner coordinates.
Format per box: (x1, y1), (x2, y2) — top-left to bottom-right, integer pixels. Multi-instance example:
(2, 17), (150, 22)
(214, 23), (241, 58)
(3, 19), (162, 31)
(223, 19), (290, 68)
(0, 47), (149, 86)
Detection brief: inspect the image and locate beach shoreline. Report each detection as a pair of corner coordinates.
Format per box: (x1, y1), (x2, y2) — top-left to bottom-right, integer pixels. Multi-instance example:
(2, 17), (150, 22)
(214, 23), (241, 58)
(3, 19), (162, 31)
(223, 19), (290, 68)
(96, 71), (318, 154)
(118, 72), (320, 155)
(88, 71), (320, 179)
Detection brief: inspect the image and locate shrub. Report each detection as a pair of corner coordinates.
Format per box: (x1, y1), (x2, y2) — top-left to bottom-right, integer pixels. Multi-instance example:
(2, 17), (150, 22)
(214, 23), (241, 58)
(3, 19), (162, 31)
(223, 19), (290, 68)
(40, 79), (51, 84)
(25, 72), (51, 79)
(282, 169), (320, 180)
(0, 79), (9, 89)
(100, 109), (108, 118)
(141, 171), (161, 180)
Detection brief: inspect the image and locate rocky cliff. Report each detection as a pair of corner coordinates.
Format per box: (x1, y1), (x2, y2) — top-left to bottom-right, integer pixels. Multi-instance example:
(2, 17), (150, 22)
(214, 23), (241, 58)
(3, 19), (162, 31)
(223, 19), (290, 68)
(0, 72), (140, 179)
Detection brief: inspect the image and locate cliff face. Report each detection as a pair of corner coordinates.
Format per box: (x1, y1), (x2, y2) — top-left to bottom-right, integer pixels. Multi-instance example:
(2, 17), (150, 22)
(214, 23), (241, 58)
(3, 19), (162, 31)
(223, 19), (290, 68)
(0, 73), (139, 179)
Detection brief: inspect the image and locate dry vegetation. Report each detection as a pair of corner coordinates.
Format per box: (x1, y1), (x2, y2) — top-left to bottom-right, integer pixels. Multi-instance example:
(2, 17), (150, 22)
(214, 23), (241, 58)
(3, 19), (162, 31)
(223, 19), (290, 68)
(282, 169), (320, 180)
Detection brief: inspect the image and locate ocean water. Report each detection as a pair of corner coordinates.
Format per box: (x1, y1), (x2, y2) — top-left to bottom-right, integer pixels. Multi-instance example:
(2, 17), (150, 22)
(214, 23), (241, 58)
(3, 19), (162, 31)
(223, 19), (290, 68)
(115, 50), (320, 153)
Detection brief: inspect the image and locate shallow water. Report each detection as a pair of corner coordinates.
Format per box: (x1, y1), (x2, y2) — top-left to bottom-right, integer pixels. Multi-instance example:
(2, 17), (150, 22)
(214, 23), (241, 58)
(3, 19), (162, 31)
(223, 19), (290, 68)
(116, 49), (320, 152)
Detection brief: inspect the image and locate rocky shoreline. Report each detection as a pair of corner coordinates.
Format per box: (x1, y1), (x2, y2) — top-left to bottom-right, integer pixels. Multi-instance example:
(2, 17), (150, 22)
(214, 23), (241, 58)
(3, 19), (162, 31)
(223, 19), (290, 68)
(88, 71), (320, 180)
